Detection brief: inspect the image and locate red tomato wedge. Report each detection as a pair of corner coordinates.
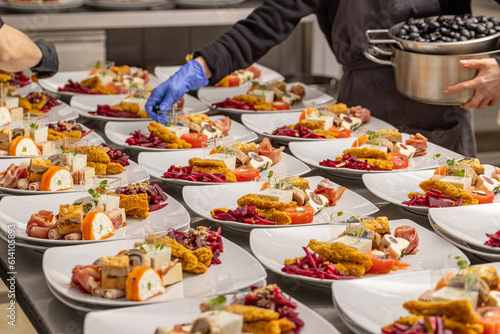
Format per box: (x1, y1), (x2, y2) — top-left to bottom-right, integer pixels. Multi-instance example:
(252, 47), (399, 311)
(467, 187), (495, 204)
(284, 206), (314, 225)
(389, 152), (409, 169)
(366, 252), (395, 274)
(233, 167), (260, 182)
(180, 133), (208, 148)
(478, 307), (500, 334)
(271, 101), (290, 110)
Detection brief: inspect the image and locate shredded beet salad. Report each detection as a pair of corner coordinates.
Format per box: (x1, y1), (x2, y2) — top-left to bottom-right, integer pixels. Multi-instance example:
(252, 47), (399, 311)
(320, 155), (391, 171)
(402, 189), (462, 208)
(485, 230), (500, 248)
(270, 125), (326, 138)
(162, 165), (228, 183)
(212, 206), (277, 225)
(126, 130), (170, 149)
(383, 316), (458, 334)
(114, 183), (168, 212)
(167, 226), (223, 265)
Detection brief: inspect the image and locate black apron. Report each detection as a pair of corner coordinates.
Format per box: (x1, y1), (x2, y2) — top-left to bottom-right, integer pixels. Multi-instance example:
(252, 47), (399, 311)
(330, 0), (477, 156)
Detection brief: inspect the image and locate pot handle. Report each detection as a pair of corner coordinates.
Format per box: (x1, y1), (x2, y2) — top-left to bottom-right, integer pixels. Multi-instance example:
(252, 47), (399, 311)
(363, 47), (392, 66)
(365, 29), (404, 49)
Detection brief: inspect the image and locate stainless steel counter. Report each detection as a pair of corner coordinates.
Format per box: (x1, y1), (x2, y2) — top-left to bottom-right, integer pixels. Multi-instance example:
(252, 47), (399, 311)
(0, 114), (488, 334)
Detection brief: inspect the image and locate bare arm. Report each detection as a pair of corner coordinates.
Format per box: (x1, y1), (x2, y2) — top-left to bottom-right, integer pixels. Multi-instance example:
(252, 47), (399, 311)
(0, 24), (42, 72)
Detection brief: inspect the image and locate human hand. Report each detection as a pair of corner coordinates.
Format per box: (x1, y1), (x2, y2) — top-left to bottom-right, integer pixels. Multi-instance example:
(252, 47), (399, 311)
(444, 58), (500, 110)
(145, 59), (209, 121)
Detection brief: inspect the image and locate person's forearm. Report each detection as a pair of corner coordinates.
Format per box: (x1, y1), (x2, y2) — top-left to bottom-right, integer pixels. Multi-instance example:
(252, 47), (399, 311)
(0, 24), (42, 72)
(194, 56), (212, 80)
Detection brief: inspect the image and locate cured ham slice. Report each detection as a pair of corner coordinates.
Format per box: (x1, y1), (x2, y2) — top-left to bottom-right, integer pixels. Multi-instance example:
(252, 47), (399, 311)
(26, 210), (56, 239)
(213, 116), (232, 136)
(48, 227), (63, 240)
(406, 133), (428, 157)
(350, 105), (371, 124)
(258, 137), (284, 165)
(71, 265), (101, 294)
(17, 178), (30, 190)
(394, 225), (420, 255)
(0, 164), (28, 188)
(492, 167), (500, 182)
(314, 178), (346, 206)
(65, 233), (82, 241)
(29, 182), (41, 191)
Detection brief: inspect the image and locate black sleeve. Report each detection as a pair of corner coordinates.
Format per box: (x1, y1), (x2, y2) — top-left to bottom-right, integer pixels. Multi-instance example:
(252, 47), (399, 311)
(30, 39), (59, 79)
(0, 17), (4, 29)
(193, 0), (321, 85)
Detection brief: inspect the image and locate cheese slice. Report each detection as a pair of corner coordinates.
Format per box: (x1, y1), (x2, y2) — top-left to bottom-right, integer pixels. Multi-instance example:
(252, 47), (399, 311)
(247, 153), (272, 171)
(195, 311), (243, 334)
(393, 143), (417, 158)
(29, 126), (48, 143)
(440, 176), (473, 190)
(257, 188), (293, 203)
(201, 122), (223, 140)
(160, 262), (183, 286)
(380, 235), (410, 259)
(249, 89), (275, 103)
(165, 125), (189, 138)
(205, 153), (236, 170)
(478, 175), (500, 194)
(1, 96), (19, 109)
(432, 286), (478, 308)
(334, 235), (372, 254)
(305, 114), (334, 130)
(9, 107), (23, 121)
(123, 97), (147, 110)
(140, 244), (172, 269)
(69, 154), (87, 173)
(0, 106), (12, 126)
(304, 190), (327, 214)
(340, 115), (362, 131)
(101, 195), (120, 211)
(360, 143), (389, 152)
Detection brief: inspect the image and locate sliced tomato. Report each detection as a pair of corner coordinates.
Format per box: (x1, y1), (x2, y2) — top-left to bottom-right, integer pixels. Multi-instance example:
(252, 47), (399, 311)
(467, 187), (495, 204)
(366, 252), (395, 274)
(271, 101), (290, 110)
(337, 129), (351, 138)
(246, 65), (261, 79)
(233, 167), (260, 182)
(228, 75), (240, 87)
(478, 307), (500, 334)
(284, 206), (314, 225)
(389, 152), (409, 169)
(180, 133), (208, 148)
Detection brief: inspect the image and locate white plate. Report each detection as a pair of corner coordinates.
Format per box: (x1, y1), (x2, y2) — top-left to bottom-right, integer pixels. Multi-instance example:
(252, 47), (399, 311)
(19, 82), (43, 96)
(43, 237), (267, 306)
(362, 165), (500, 215)
(198, 82), (334, 114)
(0, 123), (104, 159)
(174, 0), (246, 8)
(38, 70), (162, 97)
(0, 158), (149, 195)
(138, 150), (311, 186)
(1, 0), (83, 12)
(2, 101), (78, 129)
(155, 63), (285, 84)
(242, 112), (397, 143)
(250, 219), (468, 288)
(332, 264), (499, 334)
(85, 0), (168, 10)
(105, 117), (258, 152)
(83, 293), (340, 334)
(429, 203), (500, 253)
(0, 190), (190, 246)
(182, 176), (378, 232)
(290, 134), (463, 179)
(70, 94), (209, 121)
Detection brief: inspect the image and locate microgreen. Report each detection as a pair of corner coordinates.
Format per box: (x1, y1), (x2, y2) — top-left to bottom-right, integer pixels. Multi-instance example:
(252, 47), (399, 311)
(60, 145), (76, 157)
(448, 254), (469, 270)
(28, 123), (38, 130)
(433, 153), (466, 177)
(207, 295), (226, 310)
(88, 180), (108, 198)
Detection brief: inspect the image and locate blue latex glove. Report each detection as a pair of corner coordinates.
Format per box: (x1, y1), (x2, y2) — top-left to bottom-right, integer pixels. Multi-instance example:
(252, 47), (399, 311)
(145, 60), (209, 122)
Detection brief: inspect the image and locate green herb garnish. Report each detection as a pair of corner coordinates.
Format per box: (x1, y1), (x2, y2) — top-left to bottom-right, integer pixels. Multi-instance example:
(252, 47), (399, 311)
(367, 130), (377, 141)
(28, 123), (38, 131)
(207, 295), (226, 310)
(88, 180), (108, 198)
(433, 153), (466, 177)
(448, 254), (469, 270)
(60, 145), (76, 157)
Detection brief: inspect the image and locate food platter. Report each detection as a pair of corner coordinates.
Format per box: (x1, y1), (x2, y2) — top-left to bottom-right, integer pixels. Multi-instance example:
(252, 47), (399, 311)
(85, 0), (169, 10)
(1, 101), (78, 129)
(43, 237), (267, 306)
(332, 264), (500, 334)
(289, 134), (463, 179)
(138, 150), (311, 186)
(0, 191), (190, 247)
(104, 117), (258, 152)
(83, 293), (340, 334)
(250, 220), (467, 288)
(198, 82), (334, 114)
(70, 94), (209, 121)
(0, 158), (149, 195)
(182, 176), (378, 232)
(241, 112), (397, 143)
(362, 165), (500, 215)
(154, 63), (285, 84)
(1, 0), (83, 12)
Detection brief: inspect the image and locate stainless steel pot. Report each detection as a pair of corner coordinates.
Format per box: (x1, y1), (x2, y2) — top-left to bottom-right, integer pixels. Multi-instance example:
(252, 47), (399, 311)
(366, 16), (500, 55)
(363, 47), (500, 105)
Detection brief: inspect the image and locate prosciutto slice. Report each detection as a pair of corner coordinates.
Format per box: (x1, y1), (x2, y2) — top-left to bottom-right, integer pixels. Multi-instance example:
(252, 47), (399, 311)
(17, 178), (30, 190)
(0, 164), (28, 188)
(350, 105), (371, 124)
(394, 225), (420, 254)
(71, 265), (101, 295)
(406, 133), (428, 157)
(213, 116), (232, 136)
(26, 210), (57, 239)
(258, 137), (284, 165)
(29, 182), (41, 191)
(314, 178), (346, 206)
(65, 233), (82, 241)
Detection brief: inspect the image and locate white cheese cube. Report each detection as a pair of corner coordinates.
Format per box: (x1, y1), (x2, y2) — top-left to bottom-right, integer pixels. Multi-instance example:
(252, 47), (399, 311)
(96, 72), (114, 86)
(247, 153), (273, 171)
(305, 115), (334, 130)
(1, 96), (19, 109)
(380, 235), (410, 259)
(144, 246), (172, 270)
(9, 107), (24, 121)
(0, 106), (12, 126)
(122, 97), (147, 110)
(487, 291), (500, 307)
(478, 175), (500, 194)
(304, 190), (327, 214)
(69, 154), (87, 173)
(160, 262), (182, 286)
(201, 122), (223, 140)
(235, 70), (254, 84)
(132, 77), (145, 88)
(249, 89), (275, 103)
(432, 286), (478, 308)
(440, 176), (473, 190)
(257, 188), (293, 203)
(340, 115), (362, 131)
(205, 153), (236, 170)
(281, 92), (300, 105)
(393, 143), (417, 158)
(196, 311), (243, 334)
(101, 195), (120, 211)
(165, 125), (190, 138)
(360, 144), (389, 152)
(345, 225), (376, 240)
(334, 235), (372, 254)
(29, 126), (48, 143)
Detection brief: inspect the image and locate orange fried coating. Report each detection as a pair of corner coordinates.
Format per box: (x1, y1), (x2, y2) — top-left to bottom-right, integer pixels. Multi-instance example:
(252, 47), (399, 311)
(403, 300), (479, 324)
(291, 120), (325, 131)
(189, 158), (227, 168)
(257, 208), (292, 225)
(111, 102), (147, 118)
(242, 319), (295, 334)
(88, 162), (107, 175)
(418, 179), (478, 205)
(237, 194), (296, 211)
(147, 122), (192, 148)
(47, 129), (82, 141)
(343, 147), (391, 160)
(386, 316), (482, 334)
(225, 304), (280, 322)
(80, 77), (115, 95)
(119, 193), (149, 219)
(105, 162), (124, 175)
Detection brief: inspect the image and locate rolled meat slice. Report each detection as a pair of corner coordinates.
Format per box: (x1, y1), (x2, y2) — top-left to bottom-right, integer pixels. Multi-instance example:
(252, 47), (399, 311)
(72, 196), (104, 215)
(102, 289), (125, 299)
(258, 137), (284, 165)
(122, 249), (151, 269)
(48, 226), (63, 240)
(394, 225), (420, 255)
(350, 105), (371, 124)
(405, 133), (428, 157)
(17, 178), (30, 190)
(65, 232), (82, 240)
(29, 182), (41, 191)
(71, 265), (101, 295)
(48, 153), (72, 169)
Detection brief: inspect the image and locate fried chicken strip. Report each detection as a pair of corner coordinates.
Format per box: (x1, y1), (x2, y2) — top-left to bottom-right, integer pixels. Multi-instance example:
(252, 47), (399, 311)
(386, 316), (482, 334)
(403, 300), (479, 324)
(418, 179), (478, 205)
(343, 147), (391, 160)
(237, 194), (296, 211)
(225, 304), (279, 322)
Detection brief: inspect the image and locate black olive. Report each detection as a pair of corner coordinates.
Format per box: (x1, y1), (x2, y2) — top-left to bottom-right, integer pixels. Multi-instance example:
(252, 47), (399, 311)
(477, 33), (486, 38)
(398, 28), (408, 37)
(496, 26), (500, 31)
(440, 28), (450, 36)
(476, 24), (487, 34)
(403, 24), (410, 30)
(451, 24), (460, 31)
(408, 17), (415, 25)
(459, 35), (468, 41)
(441, 36), (452, 42)
(469, 30), (475, 38)
(460, 29), (470, 38)
(481, 16), (489, 23)
(487, 28), (497, 35)
(416, 37), (427, 42)
(451, 38), (458, 42)
(428, 20), (440, 31)
(491, 17), (499, 26)
(486, 21), (494, 29)
(437, 16), (446, 23)
(465, 22), (477, 30)
(408, 32), (420, 40)
(409, 25), (419, 33)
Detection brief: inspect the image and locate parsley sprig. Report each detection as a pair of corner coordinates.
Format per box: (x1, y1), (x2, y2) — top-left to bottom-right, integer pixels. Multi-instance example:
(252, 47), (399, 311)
(88, 180), (108, 198)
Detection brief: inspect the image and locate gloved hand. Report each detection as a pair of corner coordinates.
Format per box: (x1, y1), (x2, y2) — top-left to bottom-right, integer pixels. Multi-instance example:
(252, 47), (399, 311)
(30, 39), (59, 79)
(146, 60), (209, 122)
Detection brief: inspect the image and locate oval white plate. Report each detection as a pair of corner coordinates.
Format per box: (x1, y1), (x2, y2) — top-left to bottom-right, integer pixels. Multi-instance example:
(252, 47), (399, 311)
(0, 190), (190, 246)
(362, 165), (500, 215)
(242, 112), (397, 143)
(43, 237), (267, 306)
(250, 219), (468, 288)
(174, 0), (246, 8)
(138, 150), (311, 186)
(85, 0), (168, 10)
(38, 70), (161, 97)
(332, 263), (499, 334)
(1, 0), (83, 12)
(83, 292), (340, 334)
(155, 63), (284, 84)
(71, 94), (209, 121)
(182, 175), (378, 232)
(290, 134), (463, 179)
(2, 101), (78, 129)
(0, 158), (149, 195)
(105, 117), (258, 152)
(0, 123), (104, 159)
(198, 82), (334, 114)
